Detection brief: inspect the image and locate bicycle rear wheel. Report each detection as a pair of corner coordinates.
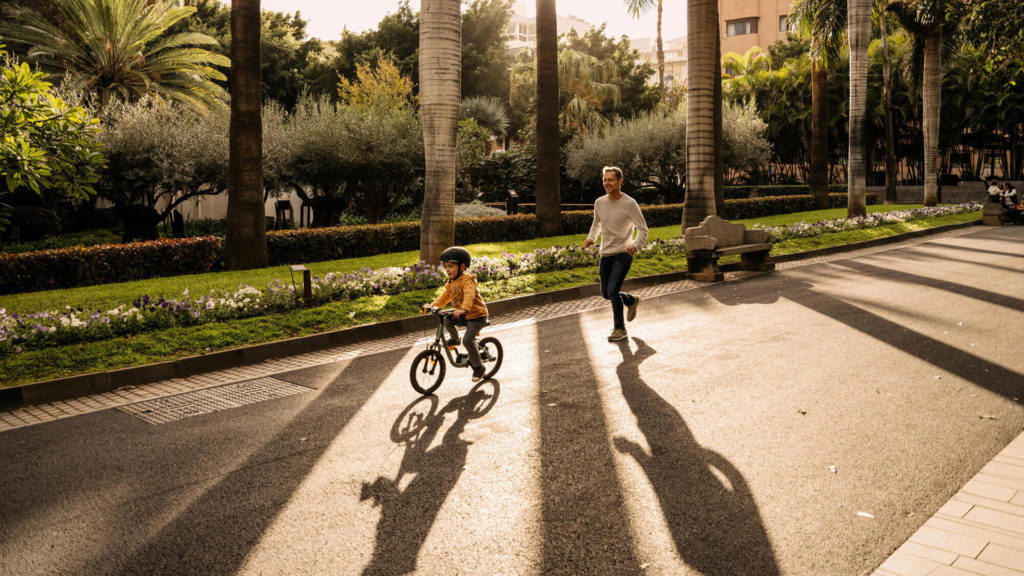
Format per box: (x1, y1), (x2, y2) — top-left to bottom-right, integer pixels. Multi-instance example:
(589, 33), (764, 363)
(410, 349), (446, 395)
(478, 337), (503, 379)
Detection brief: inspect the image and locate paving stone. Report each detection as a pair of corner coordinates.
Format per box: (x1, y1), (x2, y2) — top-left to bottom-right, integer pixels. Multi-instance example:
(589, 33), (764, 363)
(909, 525), (989, 558)
(953, 557), (1024, 576)
(977, 544), (1024, 572)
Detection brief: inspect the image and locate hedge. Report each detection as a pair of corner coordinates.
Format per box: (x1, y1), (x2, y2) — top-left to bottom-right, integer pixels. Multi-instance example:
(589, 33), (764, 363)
(0, 237), (223, 295)
(0, 193), (875, 294)
(724, 184), (848, 199)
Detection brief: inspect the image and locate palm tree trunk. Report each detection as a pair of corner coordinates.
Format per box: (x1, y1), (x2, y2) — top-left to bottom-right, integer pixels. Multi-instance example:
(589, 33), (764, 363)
(683, 0), (718, 230)
(535, 0), (561, 236)
(809, 61), (829, 209)
(713, 29), (724, 213)
(656, 0), (664, 100)
(224, 0), (268, 270)
(922, 30), (941, 206)
(846, 0), (869, 217)
(419, 0), (461, 264)
(880, 15), (898, 204)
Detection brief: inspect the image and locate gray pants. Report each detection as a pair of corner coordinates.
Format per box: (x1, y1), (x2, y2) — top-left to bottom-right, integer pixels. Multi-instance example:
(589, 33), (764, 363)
(444, 316), (487, 369)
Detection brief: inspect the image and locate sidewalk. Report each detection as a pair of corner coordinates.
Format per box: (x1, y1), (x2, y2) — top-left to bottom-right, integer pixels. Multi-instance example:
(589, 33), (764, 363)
(873, 431), (1024, 576)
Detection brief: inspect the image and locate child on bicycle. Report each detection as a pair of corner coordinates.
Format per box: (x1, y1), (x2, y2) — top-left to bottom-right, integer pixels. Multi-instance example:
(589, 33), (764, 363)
(424, 246), (490, 382)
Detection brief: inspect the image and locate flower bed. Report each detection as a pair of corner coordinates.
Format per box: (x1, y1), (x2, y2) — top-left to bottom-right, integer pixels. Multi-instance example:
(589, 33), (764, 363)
(754, 202), (982, 241)
(0, 203), (979, 356)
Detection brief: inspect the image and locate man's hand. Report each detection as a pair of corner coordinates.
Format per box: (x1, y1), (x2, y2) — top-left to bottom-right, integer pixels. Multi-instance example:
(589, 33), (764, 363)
(583, 238), (594, 249)
(453, 309), (466, 319)
(627, 245), (636, 256)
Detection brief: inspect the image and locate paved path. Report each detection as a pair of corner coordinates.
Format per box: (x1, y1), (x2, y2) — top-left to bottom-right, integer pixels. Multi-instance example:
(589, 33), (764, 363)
(1, 225), (1022, 576)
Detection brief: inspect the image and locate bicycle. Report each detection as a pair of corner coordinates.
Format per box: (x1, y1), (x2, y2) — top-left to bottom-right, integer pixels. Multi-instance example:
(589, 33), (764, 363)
(410, 307), (503, 395)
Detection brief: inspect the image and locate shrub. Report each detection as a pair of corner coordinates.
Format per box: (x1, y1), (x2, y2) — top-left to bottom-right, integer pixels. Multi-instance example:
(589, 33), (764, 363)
(0, 193), (877, 292)
(454, 201), (507, 219)
(7, 206), (61, 241)
(0, 237), (222, 294)
(723, 184), (847, 199)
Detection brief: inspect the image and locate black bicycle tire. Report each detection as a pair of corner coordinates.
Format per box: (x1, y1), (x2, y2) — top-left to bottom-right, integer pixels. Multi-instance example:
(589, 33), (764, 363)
(410, 349), (446, 395)
(478, 337), (503, 379)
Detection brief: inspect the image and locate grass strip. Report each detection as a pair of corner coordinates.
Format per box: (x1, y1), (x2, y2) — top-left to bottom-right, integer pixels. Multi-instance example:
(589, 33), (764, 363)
(0, 209), (979, 387)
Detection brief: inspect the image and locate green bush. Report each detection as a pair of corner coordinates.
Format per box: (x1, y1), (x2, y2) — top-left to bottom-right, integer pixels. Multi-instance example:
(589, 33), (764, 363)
(0, 237), (222, 294)
(7, 206), (61, 241)
(723, 184), (848, 199)
(0, 193), (876, 292)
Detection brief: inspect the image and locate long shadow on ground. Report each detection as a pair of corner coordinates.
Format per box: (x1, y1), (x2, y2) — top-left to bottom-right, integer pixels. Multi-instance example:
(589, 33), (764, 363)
(612, 338), (781, 575)
(359, 380), (501, 576)
(537, 314), (641, 575)
(109, 348), (410, 576)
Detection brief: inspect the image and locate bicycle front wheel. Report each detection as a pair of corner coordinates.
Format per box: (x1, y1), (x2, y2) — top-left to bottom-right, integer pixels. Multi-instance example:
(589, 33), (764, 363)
(410, 349), (446, 395)
(478, 337), (503, 379)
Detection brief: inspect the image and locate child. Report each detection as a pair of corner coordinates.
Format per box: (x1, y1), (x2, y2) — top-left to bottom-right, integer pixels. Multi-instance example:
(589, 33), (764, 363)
(425, 246), (490, 382)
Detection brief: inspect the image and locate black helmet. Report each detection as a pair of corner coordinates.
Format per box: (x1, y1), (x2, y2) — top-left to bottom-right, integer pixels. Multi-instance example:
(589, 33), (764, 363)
(439, 246), (471, 269)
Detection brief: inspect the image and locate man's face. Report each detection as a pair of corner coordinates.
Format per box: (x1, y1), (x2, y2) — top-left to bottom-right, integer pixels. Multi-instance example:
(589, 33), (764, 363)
(443, 261), (462, 279)
(603, 171), (621, 194)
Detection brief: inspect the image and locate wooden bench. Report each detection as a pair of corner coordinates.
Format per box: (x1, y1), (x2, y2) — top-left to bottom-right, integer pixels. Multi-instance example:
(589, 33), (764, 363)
(684, 215), (774, 282)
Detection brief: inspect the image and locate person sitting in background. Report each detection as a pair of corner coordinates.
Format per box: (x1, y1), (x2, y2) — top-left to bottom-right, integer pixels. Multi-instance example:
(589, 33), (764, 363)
(987, 180), (1002, 203)
(1000, 182), (1023, 225)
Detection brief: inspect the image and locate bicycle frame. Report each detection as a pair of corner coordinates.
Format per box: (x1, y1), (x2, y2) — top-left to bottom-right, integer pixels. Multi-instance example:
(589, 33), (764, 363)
(427, 310), (471, 368)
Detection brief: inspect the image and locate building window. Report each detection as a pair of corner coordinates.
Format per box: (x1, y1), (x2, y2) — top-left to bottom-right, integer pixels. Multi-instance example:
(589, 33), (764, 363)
(779, 15), (790, 32)
(726, 18), (758, 37)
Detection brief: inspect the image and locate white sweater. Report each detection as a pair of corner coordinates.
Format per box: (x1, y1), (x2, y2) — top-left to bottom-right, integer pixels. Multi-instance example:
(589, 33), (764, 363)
(586, 193), (649, 256)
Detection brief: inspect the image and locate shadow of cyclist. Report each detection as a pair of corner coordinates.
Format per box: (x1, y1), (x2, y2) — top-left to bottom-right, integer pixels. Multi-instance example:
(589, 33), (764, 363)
(360, 380), (500, 576)
(613, 338), (780, 575)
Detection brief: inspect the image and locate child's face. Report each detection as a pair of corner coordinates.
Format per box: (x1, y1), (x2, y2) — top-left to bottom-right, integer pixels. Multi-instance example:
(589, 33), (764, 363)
(443, 261), (462, 279)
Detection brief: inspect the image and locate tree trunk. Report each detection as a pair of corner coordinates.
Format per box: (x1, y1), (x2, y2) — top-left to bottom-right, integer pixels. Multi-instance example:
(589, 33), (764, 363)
(683, 0), (718, 230)
(535, 0), (562, 236)
(419, 0), (461, 264)
(922, 30), (941, 207)
(810, 62), (829, 209)
(880, 15), (898, 204)
(224, 0), (269, 269)
(846, 0), (869, 217)
(713, 27), (724, 213)
(656, 0), (664, 100)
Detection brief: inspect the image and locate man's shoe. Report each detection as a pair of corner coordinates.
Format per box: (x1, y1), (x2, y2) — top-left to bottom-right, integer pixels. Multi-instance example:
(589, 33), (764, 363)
(445, 337), (460, 348)
(626, 296), (641, 322)
(607, 328), (628, 342)
(471, 365), (486, 382)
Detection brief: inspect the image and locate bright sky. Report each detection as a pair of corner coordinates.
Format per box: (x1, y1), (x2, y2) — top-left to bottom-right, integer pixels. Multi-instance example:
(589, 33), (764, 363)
(260, 0), (687, 44)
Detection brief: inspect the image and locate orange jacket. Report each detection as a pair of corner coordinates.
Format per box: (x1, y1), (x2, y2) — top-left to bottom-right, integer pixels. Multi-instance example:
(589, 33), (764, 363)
(430, 273), (488, 319)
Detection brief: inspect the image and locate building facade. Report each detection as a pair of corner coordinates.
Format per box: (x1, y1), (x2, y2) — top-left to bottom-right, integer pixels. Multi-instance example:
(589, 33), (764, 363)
(505, 0), (593, 53)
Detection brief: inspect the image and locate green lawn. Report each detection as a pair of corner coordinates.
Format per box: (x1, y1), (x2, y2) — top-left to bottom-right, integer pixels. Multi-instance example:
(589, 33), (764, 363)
(0, 203), (925, 314)
(0, 205), (980, 386)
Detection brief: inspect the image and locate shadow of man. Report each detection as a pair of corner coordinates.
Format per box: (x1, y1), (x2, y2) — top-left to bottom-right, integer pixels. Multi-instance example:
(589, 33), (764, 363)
(613, 338), (780, 575)
(360, 381), (500, 576)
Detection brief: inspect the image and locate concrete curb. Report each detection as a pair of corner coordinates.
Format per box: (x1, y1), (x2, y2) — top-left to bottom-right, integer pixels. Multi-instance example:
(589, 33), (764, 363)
(0, 219), (981, 409)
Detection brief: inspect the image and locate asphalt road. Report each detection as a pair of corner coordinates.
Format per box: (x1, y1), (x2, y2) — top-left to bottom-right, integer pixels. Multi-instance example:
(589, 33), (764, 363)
(1, 226), (1023, 576)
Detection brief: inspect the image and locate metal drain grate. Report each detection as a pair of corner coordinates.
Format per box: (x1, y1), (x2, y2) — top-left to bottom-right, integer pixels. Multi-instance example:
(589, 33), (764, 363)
(118, 377), (312, 424)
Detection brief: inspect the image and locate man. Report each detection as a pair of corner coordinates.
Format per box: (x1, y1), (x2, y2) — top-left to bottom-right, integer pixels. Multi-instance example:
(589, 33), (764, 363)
(583, 166), (649, 341)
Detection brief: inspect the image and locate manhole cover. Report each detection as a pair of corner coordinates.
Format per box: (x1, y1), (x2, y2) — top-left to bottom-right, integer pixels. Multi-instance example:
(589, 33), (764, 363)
(118, 377), (312, 424)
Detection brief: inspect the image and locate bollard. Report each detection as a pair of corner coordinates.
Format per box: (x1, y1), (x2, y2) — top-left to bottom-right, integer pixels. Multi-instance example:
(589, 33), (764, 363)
(289, 264), (313, 306)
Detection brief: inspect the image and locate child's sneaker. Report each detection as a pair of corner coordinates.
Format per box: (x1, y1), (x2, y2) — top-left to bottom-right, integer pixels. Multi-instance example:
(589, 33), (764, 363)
(626, 296), (641, 322)
(471, 365), (486, 382)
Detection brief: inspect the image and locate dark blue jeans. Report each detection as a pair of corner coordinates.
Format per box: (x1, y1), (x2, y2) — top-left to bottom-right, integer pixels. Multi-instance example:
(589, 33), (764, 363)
(599, 252), (636, 329)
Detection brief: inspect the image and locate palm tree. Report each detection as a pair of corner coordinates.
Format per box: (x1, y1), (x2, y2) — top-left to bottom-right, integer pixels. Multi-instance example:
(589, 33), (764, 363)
(683, 0), (720, 229)
(419, 0), (462, 264)
(511, 49), (621, 136)
(889, 0), (957, 207)
(535, 0), (561, 236)
(790, 0), (847, 209)
(877, 2), (898, 204)
(847, 0), (871, 216)
(625, 0), (664, 100)
(460, 96), (510, 138)
(223, 0), (268, 270)
(0, 0), (229, 110)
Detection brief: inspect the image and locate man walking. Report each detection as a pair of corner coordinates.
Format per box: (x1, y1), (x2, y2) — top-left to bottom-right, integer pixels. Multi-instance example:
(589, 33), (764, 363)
(583, 166), (649, 341)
